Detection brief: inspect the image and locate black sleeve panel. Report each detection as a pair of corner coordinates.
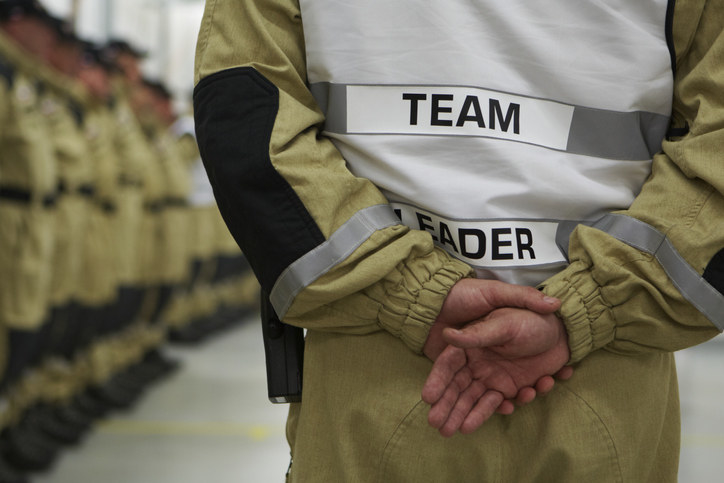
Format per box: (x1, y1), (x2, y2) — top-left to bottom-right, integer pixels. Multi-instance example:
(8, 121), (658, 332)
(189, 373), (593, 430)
(193, 66), (325, 293)
(704, 248), (724, 296)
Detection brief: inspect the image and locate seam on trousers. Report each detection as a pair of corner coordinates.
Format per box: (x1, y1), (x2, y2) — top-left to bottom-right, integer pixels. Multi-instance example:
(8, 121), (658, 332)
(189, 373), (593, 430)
(558, 384), (624, 483)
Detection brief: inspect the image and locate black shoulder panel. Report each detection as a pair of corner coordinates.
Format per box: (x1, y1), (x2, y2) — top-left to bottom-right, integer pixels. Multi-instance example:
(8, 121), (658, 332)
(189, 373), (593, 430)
(193, 67), (325, 294)
(665, 0), (677, 75)
(703, 248), (724, 296)
(0, 57), (15, 88)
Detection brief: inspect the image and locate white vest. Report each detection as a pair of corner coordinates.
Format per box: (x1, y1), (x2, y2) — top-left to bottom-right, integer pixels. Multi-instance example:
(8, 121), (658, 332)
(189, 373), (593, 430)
(300, 0), (674, 285)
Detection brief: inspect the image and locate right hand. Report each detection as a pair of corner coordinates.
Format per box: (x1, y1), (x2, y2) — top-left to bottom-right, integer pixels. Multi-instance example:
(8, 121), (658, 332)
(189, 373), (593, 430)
(422, 278), (561, 361)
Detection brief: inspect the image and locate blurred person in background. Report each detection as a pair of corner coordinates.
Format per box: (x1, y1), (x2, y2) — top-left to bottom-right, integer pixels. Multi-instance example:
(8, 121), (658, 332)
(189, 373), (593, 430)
(0, 0), (60, 477)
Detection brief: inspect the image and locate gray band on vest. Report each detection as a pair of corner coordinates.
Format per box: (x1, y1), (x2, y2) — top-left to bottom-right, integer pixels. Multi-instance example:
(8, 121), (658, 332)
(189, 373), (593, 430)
(270, 204), (401, 318)
(555, 220), (587, 260)
(310, 82), (348, 133)
(567, 108), (670, 161)
(309, 82), (669, 161)
(592, 214), (724, 331)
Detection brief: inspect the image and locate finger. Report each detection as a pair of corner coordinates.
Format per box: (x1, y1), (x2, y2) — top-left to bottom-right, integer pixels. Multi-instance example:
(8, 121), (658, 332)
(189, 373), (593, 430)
(422, 346), (466, 404)
(515, 386), (537, 406)
(515, 375), (558, 407)
(427, 368), (473, 428)
(496, 400), (515, 415)
(459, 391), (505, 435)
(428, 375), (467, 429)
(535, 375), (555, 395)
(438, 383), (486, 437)
(555, 366), (574, 380)
(441, 323), (513, 350)
(433, 367), (475, 427)
(480, 282), (561, 315)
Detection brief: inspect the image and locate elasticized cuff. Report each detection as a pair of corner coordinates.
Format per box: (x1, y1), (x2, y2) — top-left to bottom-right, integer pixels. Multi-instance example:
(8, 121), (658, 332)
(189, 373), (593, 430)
(542, 261), (615, 363)
(376, 253), (472, 354)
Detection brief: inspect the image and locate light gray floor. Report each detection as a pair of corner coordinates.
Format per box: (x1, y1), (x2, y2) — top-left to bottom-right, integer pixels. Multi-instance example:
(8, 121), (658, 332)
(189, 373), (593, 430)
(34, 317), (723, 483)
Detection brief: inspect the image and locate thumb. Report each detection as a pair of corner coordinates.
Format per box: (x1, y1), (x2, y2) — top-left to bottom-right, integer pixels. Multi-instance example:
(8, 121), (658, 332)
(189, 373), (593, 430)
(481, 282), (561, 314)
(441, 321), (512, 349)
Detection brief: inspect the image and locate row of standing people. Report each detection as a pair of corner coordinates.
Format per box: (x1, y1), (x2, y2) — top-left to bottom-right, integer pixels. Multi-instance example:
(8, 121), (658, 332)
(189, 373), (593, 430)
(0, 1), (259, 480)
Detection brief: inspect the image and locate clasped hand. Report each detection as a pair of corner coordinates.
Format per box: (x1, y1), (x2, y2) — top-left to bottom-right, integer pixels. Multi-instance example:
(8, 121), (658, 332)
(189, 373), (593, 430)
(421, 279), (572, 437)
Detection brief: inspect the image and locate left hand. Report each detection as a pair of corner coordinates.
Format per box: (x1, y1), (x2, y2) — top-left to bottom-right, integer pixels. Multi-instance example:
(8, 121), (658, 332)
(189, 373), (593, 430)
(421, 307), (571, 437)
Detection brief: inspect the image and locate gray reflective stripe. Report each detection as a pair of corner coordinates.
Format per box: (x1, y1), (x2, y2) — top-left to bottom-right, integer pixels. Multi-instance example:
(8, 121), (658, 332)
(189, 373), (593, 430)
(270, 204), (402, 318)
(310, 82), (348, 133)
(555, 220), (588, 260)
(592, 214), (724, 331)
(567, 108), (669, 161)
(309, 82), (669, 161)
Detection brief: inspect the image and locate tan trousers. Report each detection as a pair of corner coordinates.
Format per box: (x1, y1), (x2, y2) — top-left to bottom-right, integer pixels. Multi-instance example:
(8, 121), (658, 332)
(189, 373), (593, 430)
(287, 330), (680, 483)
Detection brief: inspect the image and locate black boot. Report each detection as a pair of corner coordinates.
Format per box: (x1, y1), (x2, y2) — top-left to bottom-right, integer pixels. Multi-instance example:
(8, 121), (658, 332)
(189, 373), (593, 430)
(22, 405), (86, 446)
(0, 425), (59, 473)
(86, 379), (140, 411)
(53, 402), (94, 431)
(71, 391), (111, 419)
(138, 349), (181, 382)
(0, 454), (28, 483)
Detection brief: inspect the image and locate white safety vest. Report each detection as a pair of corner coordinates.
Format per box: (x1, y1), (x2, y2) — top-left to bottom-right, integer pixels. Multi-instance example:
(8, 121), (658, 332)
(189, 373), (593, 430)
(300, 0), (674, 286)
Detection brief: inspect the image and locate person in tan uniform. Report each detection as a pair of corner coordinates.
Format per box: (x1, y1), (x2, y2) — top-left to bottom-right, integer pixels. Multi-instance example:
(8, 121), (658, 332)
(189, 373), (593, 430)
(100, 40), (180, 390)
(142, 81), (196, 335)
(33, 20), (97, 438)
(0, 1), (61, 475)
(194, 0), (724, 481)
(70, 43), (153, 414)
(140, 79), (193, 329)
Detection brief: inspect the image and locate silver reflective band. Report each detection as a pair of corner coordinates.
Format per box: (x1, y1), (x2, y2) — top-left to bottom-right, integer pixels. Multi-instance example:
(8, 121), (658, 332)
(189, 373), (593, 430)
(270, 204), (402, 318)
(592, 214), (724, 331)
(310, 82), (670, 161)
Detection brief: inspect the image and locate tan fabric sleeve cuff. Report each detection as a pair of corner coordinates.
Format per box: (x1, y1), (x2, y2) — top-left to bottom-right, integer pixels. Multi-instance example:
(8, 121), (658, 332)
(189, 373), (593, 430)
(542, 261), (615, 363)
(375, 253), (472, 354)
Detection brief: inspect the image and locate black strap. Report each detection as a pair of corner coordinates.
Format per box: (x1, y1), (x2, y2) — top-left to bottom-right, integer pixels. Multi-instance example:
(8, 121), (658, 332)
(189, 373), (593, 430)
(165, 197), (188, 208)
(100, 200), (117, 214)
(0, 186), (31, 203)
(77, 184), (96, 198)
(145, 201), (164, 213)
(0, 186), (57, 208)
(666, 123), (690, 139)
(42, 193), (57, 208)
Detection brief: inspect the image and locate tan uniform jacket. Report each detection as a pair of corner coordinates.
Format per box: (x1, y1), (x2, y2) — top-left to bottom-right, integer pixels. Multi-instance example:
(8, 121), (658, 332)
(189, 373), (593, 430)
(36, 67), (94, 306)
(76, 100), (121, 307)
(110, 87), (152, 287)
(0, 32), (57, 330)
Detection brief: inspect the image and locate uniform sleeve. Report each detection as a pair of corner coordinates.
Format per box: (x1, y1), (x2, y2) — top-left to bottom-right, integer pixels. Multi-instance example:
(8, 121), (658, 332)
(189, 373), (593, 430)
(542, 0), (724, 363)
(193, 0), (471, 353)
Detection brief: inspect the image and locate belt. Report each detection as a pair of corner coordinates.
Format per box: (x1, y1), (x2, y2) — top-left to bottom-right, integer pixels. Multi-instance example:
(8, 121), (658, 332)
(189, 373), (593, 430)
(145, 198), (188, 212)
(58, 180), (96, 198)
(165, 197), (188, 208)
(144, 201), (164, 213)
(77, 184), (96, 198)
(0, 186), (57, 208)
(100, 200), (117, 214)
(118, 174), (143, 188)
